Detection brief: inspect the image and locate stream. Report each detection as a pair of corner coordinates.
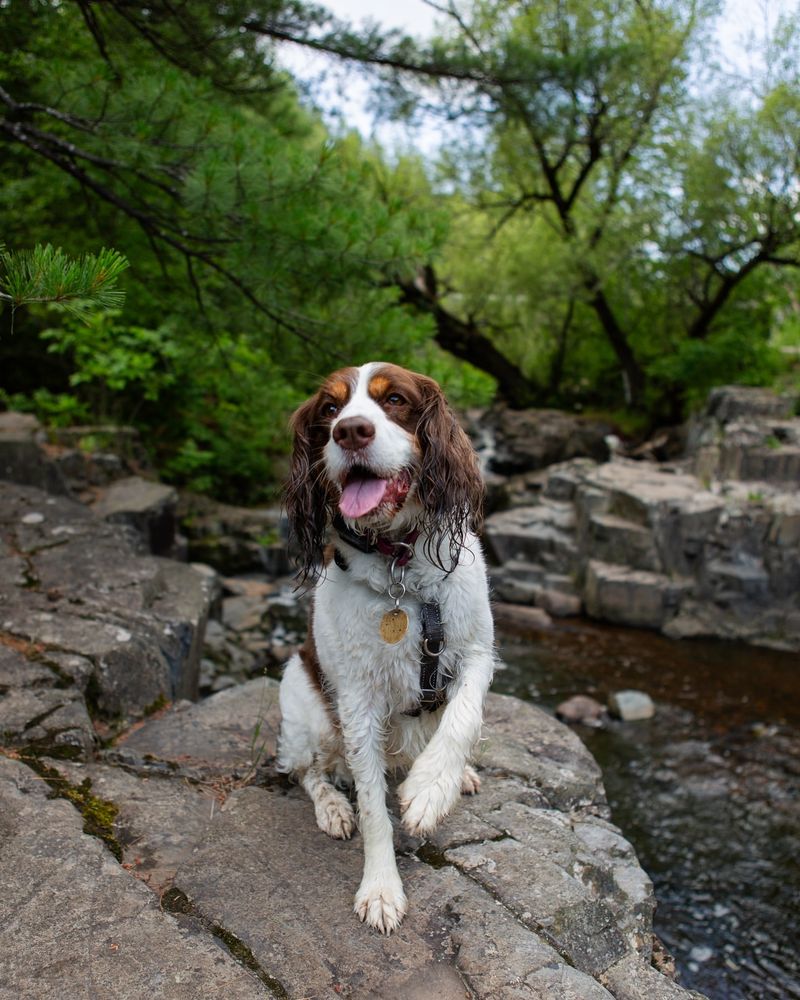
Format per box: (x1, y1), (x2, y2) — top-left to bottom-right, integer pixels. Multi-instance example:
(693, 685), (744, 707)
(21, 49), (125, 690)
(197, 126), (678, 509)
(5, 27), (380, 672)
(495, 621), (800, 1000)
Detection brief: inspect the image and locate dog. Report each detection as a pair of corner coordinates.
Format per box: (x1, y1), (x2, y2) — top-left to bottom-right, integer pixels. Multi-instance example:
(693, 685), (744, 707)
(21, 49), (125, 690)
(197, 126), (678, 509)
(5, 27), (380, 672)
(277, 362), (494, 934)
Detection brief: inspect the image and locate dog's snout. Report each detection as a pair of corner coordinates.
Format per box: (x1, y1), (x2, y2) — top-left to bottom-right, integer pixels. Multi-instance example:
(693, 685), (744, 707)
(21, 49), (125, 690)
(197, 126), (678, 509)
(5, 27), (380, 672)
(333, 416), (376, 451)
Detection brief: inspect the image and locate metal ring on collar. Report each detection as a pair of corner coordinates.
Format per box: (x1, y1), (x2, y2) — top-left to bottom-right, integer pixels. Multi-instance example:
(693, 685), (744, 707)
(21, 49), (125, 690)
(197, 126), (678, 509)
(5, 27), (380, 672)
(422, 637), (446, 657)
(387, 581), (406, 601)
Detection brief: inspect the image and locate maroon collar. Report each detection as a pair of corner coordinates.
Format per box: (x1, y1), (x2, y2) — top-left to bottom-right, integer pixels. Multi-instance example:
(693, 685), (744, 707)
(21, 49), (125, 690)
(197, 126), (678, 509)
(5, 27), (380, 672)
(332, 514), (419, 566)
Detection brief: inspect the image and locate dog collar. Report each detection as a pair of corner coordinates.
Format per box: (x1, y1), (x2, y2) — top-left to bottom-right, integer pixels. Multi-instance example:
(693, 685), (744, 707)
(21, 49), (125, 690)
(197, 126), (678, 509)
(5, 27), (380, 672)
(332, 514), (420, 567)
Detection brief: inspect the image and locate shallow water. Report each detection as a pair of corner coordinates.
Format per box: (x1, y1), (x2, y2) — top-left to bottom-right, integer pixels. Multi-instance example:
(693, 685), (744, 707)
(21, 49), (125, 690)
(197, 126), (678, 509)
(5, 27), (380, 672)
(495, 620), (800, 1000)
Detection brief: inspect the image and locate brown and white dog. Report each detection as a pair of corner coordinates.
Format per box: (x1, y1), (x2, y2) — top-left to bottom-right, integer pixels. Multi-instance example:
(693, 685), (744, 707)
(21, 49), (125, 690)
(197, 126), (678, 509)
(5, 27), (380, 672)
(277, 362), (495, 933)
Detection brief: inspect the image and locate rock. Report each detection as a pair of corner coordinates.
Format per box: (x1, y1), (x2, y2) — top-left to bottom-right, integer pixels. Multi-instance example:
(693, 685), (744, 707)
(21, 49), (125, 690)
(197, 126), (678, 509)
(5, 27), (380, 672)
(704, 385), (796, 423)
(221, 594), (265, 632)
(178, 492), (284, 575)
(91, 475), (178, 555)
(557, 695), (607, 726)
(491, 602), (553, 634)
(588, 513), (661, 573)
(485, 502), (579, 572)
(0, 411), (68, 495)
(608, 690), (656, 722)
(585, 561), (688, 630)
(484, 405), (614, 475)
(36, 681), (700, 1000)
(0, 755), (268, 1000)
(0, 482), (215, 739)
(220, 576), (278, 599)
(602, 952), (706, 1000)
(112, 677), (280, 780)
(484, 433), (800, 648)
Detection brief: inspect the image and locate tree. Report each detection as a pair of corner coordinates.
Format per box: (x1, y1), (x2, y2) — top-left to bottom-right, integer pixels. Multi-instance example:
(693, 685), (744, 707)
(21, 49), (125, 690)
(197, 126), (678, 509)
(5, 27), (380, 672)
(0, 0), (463, 498)
(0, 0), (443, 369)
(279, 0), (800, 417)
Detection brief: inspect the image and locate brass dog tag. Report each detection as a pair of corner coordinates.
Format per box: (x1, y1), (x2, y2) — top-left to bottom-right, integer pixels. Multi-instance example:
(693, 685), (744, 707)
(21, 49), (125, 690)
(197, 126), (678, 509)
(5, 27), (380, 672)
(380, 608), (409, 644)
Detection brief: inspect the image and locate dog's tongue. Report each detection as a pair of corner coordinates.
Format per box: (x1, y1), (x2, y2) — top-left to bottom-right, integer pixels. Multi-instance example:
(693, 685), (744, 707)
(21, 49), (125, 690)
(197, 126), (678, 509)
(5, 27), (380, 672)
(339, 475), (388, 518)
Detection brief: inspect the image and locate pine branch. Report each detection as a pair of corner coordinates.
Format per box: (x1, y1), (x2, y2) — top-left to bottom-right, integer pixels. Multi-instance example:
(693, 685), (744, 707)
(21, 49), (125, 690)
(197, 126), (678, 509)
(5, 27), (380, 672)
(0, 244), (129, 321)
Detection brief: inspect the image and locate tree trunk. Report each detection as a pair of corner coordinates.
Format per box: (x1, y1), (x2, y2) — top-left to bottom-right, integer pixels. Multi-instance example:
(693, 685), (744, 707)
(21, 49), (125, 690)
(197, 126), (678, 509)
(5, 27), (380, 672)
(586, 285), (647, 406)
(397, 266), (540, 408)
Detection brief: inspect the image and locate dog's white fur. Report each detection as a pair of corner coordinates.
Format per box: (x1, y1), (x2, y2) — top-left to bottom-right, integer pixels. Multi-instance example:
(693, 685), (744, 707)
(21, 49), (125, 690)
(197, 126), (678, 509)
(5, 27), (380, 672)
(277, 363), (494, 934)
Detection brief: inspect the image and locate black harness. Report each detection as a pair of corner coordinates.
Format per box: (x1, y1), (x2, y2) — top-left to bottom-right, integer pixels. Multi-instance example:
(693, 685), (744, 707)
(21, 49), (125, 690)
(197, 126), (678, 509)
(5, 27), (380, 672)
(332, 515), (448, 714)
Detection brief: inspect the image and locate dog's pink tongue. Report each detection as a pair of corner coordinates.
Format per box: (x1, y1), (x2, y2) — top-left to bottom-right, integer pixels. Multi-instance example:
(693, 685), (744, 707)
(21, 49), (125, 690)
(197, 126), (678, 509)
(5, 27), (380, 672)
(339, 477), (387, 518)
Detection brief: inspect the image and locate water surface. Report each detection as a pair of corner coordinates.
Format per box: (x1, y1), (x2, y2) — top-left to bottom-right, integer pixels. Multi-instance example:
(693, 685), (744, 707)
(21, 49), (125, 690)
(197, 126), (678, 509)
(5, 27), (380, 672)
(495, 620), (800, 1000)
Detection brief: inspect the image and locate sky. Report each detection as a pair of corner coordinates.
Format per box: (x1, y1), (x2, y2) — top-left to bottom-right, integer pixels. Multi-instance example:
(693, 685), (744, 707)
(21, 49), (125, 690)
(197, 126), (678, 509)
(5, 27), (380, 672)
(280, 0), (799, 154)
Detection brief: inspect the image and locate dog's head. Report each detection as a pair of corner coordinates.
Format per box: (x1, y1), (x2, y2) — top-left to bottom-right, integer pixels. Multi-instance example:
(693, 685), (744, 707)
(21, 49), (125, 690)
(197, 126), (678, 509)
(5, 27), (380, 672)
(285, 362), (484, 580)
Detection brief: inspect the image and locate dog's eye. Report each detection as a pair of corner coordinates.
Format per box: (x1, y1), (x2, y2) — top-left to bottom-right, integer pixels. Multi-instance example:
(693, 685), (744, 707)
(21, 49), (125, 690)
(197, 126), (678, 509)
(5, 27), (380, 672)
(385, 393), (406, 406)
(322, 402), (339, 417)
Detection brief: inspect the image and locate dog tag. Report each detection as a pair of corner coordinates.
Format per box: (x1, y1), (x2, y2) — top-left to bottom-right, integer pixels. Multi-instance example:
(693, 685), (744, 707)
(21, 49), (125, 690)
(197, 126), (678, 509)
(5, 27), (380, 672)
(380, 608), (408, 644)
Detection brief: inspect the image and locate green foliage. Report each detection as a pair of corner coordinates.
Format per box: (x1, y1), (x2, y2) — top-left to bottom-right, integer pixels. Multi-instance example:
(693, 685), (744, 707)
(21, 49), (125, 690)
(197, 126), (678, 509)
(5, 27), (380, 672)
(40, 312), (179, 411)
(0, 244), (128, 320)
(0, 0), (458, 498)
(648, 327), (783, 410)
(25, 309), (307, 500)
(2, 0), (799, 504)
(0, 388), (90, 427)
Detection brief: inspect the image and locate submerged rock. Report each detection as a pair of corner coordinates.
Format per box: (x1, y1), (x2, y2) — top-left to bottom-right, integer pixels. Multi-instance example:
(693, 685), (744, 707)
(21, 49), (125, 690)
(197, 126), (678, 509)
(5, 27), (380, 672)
(557, 694), (607, 726)
(609, 690), (656, 722)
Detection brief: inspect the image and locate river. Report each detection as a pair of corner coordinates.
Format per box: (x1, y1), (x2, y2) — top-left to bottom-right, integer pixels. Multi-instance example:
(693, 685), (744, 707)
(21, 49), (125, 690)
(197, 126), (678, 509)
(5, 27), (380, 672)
(496, 621), (800, 1000)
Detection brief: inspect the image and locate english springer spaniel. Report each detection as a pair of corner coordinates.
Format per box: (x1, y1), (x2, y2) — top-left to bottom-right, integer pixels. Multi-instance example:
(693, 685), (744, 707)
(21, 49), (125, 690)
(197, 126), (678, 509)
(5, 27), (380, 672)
(278, 362), (494, 934)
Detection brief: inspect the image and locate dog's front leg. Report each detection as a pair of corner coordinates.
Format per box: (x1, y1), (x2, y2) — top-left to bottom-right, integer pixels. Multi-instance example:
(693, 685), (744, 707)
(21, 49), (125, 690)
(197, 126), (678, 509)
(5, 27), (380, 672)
(340, 700), (407, 934)
(398, 649), (493, 837)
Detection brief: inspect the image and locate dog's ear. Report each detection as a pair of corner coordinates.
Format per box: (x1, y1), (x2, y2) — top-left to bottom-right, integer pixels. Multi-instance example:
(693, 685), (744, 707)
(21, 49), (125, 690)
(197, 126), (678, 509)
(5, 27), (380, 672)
(415, 376), (484, 571)
(284, 394), (331, 582)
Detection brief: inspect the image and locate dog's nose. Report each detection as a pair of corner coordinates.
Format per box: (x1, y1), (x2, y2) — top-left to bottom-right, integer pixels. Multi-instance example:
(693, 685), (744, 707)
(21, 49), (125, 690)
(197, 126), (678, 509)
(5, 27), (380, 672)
(333, 416), (375, 451)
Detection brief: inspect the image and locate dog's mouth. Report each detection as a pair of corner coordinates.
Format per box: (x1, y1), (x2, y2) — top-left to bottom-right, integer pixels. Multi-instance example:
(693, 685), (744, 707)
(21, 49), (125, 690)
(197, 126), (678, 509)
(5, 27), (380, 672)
(338, 466), (412, 519)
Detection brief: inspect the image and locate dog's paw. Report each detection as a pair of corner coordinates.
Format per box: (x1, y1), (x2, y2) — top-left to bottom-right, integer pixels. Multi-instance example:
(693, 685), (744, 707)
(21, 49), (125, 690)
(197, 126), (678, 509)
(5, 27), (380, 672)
(354, 877), (407, 934)
(314, 788), (356, 840)
(398, 768), (461, 837)
(461, 764), (481, 795)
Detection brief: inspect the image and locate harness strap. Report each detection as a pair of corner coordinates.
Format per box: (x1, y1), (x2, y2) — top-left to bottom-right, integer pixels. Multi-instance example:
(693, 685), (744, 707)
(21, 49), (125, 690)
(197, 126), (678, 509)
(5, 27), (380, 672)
(417, 601), (447, 713)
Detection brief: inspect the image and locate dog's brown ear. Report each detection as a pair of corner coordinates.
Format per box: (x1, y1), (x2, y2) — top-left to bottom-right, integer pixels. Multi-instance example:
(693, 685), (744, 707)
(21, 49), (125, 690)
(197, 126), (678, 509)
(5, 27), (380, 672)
(415, 376), (484, 572)
(284, 394), (331, 582)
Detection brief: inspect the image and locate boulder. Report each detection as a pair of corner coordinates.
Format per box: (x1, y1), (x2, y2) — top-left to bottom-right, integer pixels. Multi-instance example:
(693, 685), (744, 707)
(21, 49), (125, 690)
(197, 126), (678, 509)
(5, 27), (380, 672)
(584, 561), (688, 631)
(483, 405), (614, 475)
(703, 386), (796, 423)
(92, 475), (179, 555)
(15, 680), (704, 1000)
(0, 482), (216, 740)
(557, 695), (607, 726)
(177, 492), (286, 575)
(0, 411), (68, 495)
(0, 755), (269, 1000)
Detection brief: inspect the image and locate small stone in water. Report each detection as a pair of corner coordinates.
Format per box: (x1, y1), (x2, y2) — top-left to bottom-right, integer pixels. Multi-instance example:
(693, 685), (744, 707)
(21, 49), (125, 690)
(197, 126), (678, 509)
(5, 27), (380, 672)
(608, 689), (655, 721)
(690, 945), (713, 963)
(21, 512), (45, 524)
(556, 694), (606, 726)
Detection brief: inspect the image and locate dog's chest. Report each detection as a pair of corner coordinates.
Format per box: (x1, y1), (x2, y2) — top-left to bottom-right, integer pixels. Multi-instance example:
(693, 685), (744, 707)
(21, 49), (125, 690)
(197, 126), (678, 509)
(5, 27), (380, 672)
(313, 573), (456, 705)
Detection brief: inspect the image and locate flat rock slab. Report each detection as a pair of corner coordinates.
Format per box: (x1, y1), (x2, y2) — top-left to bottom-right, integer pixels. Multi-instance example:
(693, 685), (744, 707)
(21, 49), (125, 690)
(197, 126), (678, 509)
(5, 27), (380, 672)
(0, 755), (269, 1000)
(23, 678), (705, 1000)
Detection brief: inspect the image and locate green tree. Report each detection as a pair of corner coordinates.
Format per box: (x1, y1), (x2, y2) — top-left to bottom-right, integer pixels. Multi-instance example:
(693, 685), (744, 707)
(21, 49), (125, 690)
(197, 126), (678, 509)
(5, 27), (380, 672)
(0, 0), (466, 498)
(290, 0), (800, 417)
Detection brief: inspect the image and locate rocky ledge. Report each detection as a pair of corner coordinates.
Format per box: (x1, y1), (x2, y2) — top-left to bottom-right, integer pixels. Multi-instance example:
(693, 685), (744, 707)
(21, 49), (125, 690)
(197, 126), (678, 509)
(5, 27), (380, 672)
(0, 480), (705, 999)
(486, 387), (800, 650)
